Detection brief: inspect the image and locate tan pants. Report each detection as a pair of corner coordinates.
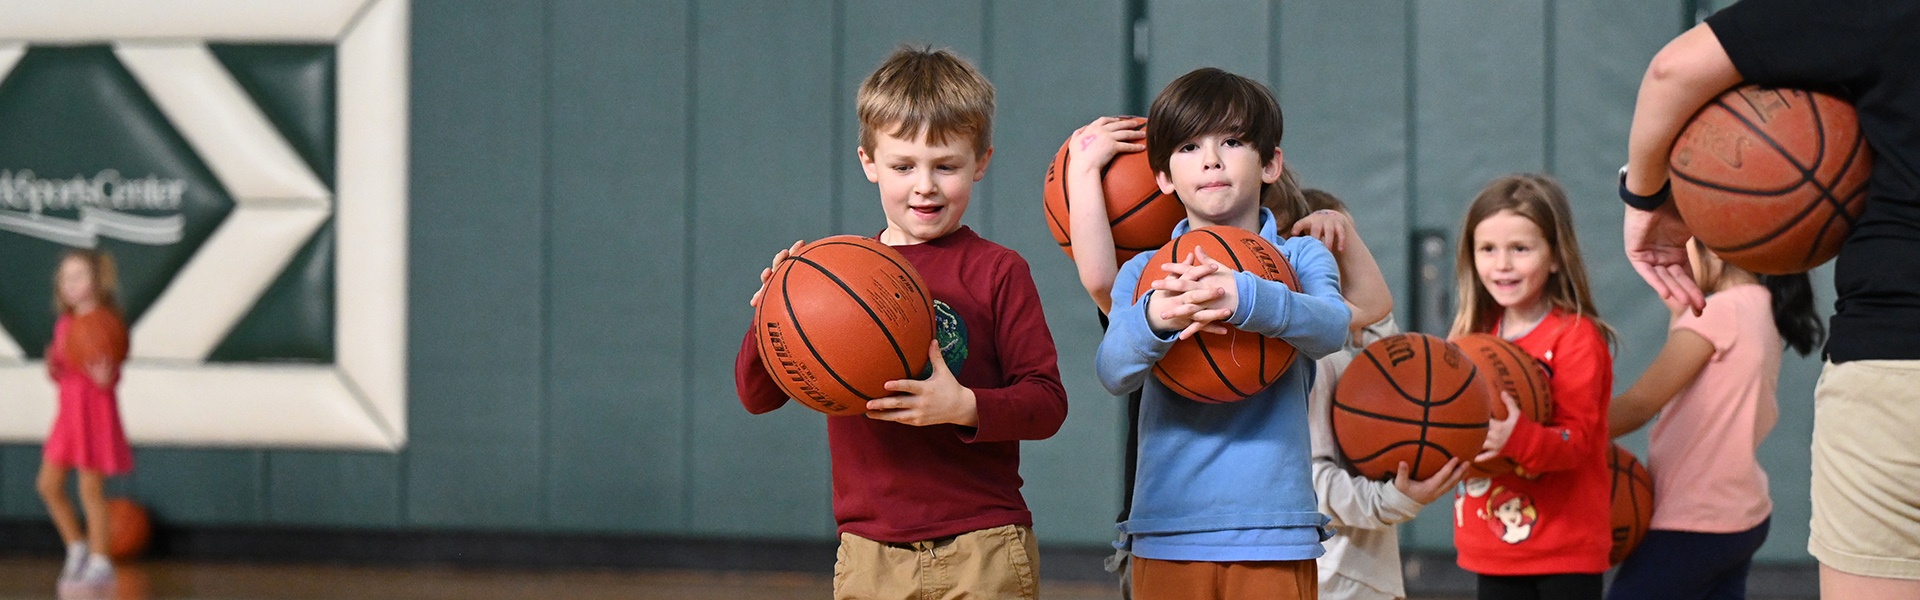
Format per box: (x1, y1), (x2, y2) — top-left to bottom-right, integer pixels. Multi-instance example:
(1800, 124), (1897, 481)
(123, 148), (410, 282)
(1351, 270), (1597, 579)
(834, 524), (1039, 600)
(1809, 360), (1920, 580)
(1131, 556), (1317, 600)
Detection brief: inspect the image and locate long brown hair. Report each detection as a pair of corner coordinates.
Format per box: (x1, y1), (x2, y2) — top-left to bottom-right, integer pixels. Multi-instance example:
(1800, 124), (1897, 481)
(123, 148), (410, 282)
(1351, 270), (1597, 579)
(53, 249), (121, 315)
(1448, 174), (1614, 344)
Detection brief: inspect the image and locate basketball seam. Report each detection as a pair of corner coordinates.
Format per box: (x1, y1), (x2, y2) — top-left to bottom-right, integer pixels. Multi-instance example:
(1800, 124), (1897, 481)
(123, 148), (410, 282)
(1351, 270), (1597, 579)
(778, 260), (876, 404)
(1688, 93), (1863, 263)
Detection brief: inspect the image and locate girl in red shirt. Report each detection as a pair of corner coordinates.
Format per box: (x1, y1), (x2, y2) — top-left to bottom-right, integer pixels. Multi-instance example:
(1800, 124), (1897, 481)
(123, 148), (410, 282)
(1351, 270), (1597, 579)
(1449, 174), (1616, 600)
(37, 250), (132, 590)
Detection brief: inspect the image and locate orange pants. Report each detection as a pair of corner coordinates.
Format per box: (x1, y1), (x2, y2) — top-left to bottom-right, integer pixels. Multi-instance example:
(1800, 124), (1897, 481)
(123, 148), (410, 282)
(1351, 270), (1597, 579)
(1131, 557), (1317, 600)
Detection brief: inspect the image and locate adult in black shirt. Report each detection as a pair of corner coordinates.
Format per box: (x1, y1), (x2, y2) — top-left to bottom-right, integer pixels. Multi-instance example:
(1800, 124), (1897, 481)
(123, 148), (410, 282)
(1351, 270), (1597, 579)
(1621, 1), (1920, 598)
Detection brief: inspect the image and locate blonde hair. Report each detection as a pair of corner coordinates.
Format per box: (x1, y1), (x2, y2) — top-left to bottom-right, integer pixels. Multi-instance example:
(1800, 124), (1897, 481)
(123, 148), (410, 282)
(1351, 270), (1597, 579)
(856, 45), (994, 157)
(1448, 174), (1615, 344)
(53, 248), (120, 315)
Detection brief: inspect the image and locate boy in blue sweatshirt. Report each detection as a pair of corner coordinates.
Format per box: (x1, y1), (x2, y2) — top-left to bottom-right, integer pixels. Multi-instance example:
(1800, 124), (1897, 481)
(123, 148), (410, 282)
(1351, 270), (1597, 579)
(1095, 67), (1351, 600)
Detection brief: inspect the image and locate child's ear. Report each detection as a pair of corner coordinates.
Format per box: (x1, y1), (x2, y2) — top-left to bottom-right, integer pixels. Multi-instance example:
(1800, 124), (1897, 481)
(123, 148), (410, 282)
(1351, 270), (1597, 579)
(1155, 170), (1176, 195)
(972, 147), (993, 181)
(1262, 147), (1285, 184)
(858, 146), (881, 184)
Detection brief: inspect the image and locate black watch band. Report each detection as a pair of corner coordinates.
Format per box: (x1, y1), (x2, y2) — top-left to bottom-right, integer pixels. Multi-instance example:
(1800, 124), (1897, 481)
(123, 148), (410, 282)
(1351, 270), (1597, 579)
(1618, 166), (1671, 211)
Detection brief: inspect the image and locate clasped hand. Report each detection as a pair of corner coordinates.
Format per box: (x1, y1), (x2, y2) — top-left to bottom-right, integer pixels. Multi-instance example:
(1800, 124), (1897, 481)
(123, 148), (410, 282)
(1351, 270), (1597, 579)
(1146, 246), (1239, 339)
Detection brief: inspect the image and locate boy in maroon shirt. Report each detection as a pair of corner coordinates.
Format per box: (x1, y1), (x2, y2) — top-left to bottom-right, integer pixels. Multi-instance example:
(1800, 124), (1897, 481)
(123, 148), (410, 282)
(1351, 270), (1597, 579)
(734, 46), (1067, 600)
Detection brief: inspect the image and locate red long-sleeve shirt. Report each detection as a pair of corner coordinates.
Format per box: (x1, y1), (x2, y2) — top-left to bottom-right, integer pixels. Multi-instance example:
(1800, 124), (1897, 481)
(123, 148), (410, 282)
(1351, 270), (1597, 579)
(1454, 308), (1613, 575)
(735, 227), (1068, 543)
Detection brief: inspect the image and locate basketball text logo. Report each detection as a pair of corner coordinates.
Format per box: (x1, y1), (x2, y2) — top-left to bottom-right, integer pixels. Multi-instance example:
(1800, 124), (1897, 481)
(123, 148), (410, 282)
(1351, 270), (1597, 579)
(1237, 237), (1280, 278)
(1737, 87), (1793, 124)
(861, 271), (926, 329)
(762, 322), (850, 414)
(1674, 122), (1750, 170)
(1383, 334), (1415, 368)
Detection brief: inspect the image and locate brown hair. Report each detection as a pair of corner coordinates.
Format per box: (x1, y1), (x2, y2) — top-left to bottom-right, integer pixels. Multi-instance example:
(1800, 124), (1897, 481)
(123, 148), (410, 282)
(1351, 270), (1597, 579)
(1448, 174), (1615, 344)
(53, 248), (120, 315)
(1146, 68), (1283, 178)
(856, 45), (994, 157)
(1262, 167), (1308, 232)
(1301, 188), (1348, 214)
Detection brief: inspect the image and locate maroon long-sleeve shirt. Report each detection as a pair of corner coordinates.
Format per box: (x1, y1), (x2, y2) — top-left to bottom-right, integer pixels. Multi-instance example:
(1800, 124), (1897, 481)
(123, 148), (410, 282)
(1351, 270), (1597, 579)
(736, 227), (1068, 543)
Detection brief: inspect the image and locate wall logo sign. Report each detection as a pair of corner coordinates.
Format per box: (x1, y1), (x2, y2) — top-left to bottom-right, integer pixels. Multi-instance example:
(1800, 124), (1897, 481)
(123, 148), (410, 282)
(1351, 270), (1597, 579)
(0, 0), (409, 451)
(0, 169), (190, 246)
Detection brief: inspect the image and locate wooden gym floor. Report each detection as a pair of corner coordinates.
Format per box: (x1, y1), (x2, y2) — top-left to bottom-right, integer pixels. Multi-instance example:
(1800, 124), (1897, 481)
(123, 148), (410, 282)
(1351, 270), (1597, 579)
(0, 556), (1492, 600)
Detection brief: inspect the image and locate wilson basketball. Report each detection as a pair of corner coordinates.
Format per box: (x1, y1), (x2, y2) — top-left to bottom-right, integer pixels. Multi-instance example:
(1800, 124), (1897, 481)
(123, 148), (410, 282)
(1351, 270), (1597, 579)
(1332, 333), (1492, 480)
(1670, 85), (1872, 274)
(105, 497), (151, 561)
(754, 236), (935, 416)
(1132, 226), (1299, 403)
(1609, 444), (1655, 565)
(63, 309), (128, 368)
(1453, 333), (1553, 477)
(1042, 118), (1185, 265)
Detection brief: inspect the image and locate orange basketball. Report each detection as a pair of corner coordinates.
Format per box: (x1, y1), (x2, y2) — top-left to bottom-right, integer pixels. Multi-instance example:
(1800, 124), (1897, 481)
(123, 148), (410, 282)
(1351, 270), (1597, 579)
(1453, 333), (1553, 477)
(105, 497), (151, 561)
(754, 236), (935, 416)
(1332, 333), (1492, 480)
(1132, 226), (1298, 403)
(1042, 118), (1184, 265)
(1670, 85), (1872, 274)
(1609, 444), (1655, 565)
(64, 309), (128, 368)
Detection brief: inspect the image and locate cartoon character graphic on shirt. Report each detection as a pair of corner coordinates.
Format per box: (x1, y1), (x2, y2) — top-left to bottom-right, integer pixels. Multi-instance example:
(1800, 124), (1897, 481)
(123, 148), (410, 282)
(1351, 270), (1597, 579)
(934, 300), (967, 375)
(1480, 486), (1538, 544)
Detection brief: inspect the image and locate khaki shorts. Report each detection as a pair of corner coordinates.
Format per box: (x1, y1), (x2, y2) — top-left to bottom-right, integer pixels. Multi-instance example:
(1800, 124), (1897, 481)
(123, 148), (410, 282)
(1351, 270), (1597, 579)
(834, 524), (1038, 600)
(1809, 360), (1920, 580)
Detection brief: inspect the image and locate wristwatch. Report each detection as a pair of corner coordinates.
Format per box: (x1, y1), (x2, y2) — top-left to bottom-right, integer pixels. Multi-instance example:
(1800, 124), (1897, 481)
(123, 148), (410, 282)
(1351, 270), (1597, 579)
(1618, 165), (1670, 211)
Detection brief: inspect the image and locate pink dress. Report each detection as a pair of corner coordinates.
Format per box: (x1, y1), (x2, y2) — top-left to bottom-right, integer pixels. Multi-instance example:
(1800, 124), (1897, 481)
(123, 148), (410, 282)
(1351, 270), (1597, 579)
(43, 315), (134, 475)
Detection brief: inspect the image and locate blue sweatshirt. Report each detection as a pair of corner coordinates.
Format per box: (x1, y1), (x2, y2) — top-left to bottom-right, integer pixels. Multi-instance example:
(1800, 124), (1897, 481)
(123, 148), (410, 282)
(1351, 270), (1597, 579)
(1097, 208), (1352, 562)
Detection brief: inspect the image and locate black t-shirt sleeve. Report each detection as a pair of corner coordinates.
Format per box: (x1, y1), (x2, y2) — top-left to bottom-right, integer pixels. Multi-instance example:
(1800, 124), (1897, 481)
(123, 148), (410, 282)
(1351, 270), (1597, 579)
(1706, 0), (1881, 87)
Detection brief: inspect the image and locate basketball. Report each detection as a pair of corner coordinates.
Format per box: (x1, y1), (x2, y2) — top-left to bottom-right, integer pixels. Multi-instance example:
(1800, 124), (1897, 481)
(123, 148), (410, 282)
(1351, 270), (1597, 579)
(1452, 333), (1553, 477)
(754, 236), (936, 416)
(1669, 85), (1872, 274)
(64, 309), (128, 368)
(1132, 226), (1299, 403)
(1042, 118), (1185, 265)
(1331, 333), (1493, 480)
(105, 497), (151, 561)
(1608, 444), (1655, 565)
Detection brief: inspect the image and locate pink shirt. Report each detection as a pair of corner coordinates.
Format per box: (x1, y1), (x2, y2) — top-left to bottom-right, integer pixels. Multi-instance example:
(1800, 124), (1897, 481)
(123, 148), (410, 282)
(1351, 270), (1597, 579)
(1647, 284), (1778, 533)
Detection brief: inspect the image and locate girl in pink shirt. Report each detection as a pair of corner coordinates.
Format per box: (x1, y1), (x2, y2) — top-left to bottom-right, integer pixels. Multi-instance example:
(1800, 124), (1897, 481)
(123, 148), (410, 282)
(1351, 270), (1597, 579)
(1607, 239), (1824, 600)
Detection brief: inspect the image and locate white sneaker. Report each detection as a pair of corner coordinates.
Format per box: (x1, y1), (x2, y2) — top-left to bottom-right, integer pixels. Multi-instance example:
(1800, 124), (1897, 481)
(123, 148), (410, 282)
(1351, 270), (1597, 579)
(59, 542), (89, 582)
(70, 554), (114, 586)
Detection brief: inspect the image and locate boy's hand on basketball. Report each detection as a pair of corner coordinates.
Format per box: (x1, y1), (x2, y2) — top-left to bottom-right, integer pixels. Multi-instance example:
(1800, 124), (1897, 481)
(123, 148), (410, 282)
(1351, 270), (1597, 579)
(871, 340), (978, 428)
(1149, 253), (1233, 339)
(1474, 392), (1523, 463)
(1066, 116), (1146, 171)
(1623, 204), (1705, 316)
(1396, 457), (1469, 505)
(1291, 209), (1353, 253)
(748, 240), (806, 308)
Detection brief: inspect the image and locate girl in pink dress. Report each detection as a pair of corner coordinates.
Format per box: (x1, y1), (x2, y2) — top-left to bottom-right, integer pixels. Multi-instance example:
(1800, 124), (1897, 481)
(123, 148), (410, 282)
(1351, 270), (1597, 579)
(36, 249), (132, 588)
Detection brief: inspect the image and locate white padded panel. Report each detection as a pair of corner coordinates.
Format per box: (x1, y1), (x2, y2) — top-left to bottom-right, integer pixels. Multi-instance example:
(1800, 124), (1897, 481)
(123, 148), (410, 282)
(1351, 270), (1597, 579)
(0, 0), (408, 451)
(336, 0), (410, 440)
(0, 325), (20, 361)
(0, 0), (373, 42)
(0, 43), (23, 81)
(114, 43), (332, 204)
(131, 203), (330, 360)
(0, 364), (393, 448)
